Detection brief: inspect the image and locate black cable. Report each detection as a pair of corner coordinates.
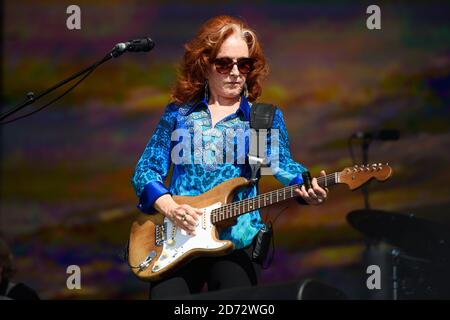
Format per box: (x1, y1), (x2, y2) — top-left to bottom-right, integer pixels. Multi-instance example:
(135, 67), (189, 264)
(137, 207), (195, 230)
(0, 63), (98, 125)
(348, 136), (356, 165)
(120, 240), (143, 269)
(263, 222), (275, 270)
(262, 205), (289, 270)
(272, 205), (289, 225)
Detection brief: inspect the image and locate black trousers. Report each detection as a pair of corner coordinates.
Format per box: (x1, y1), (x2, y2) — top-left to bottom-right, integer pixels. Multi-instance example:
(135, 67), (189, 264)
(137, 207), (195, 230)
(149, 240), (262, 299)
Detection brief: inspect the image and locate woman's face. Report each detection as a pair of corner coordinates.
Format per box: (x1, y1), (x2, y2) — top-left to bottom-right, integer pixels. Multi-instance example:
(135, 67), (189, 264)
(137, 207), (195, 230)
(207, 33), (249, 102)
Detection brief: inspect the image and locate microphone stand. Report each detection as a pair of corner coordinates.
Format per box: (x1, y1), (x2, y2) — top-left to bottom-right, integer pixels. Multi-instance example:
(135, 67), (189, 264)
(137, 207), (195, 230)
(348, 134), (372, 210)
(349, 133), (384, 299)
(0, 46), (125, 124)
(349, 130), (400, 299)
(361, 136), (371, 210)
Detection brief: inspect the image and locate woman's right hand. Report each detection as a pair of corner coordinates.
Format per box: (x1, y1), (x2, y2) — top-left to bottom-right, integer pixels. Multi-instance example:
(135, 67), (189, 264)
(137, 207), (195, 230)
(154, 194), (203, 235)
(164, 203), (203, 236)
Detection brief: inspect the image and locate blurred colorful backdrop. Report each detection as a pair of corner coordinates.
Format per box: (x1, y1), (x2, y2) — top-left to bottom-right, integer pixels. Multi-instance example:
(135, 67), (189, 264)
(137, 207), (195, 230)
(1, 0), (449, 299)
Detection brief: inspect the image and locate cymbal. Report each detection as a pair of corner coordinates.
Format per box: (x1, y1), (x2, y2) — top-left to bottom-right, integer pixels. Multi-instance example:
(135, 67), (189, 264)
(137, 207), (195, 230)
(347, 209), (450, 261)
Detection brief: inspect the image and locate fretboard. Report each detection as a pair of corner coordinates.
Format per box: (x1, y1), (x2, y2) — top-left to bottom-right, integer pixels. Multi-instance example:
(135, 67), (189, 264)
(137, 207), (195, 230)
(211, 172), (340, 224)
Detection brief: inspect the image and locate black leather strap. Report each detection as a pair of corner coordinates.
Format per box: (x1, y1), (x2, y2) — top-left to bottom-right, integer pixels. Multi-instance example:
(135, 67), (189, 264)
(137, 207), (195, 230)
(250, 103), (276, 129)
(248, 103), (277, 183)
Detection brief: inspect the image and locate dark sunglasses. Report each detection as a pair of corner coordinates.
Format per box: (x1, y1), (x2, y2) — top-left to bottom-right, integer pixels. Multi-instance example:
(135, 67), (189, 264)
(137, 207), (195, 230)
(211, 57), (254, 75)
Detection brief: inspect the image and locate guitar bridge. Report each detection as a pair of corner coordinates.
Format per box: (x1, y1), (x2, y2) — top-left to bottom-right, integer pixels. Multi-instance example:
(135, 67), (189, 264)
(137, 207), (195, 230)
(155, 223), (167, 246)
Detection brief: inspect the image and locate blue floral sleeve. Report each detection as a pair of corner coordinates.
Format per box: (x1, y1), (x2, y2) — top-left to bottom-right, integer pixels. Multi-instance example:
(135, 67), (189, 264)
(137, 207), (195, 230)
(131, 104), (177, 213)
(268, 108), (309, 204)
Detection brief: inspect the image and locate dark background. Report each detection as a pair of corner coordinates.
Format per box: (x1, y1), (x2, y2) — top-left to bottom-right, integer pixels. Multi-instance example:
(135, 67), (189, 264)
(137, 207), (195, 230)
(1, 0), (449, 299)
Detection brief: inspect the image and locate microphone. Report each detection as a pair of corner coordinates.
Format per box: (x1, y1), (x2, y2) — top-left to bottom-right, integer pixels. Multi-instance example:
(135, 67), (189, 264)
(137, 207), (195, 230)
(352, 129), (400, 141)
(111, 38), (155, 56)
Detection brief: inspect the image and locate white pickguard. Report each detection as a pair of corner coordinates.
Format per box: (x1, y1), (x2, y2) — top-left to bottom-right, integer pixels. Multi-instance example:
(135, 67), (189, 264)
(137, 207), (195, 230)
(151, 202), (229, 273)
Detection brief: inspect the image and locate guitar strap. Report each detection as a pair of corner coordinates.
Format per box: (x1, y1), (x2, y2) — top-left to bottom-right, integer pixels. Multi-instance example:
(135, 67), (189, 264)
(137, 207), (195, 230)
(248, 103), (277, 268)
(248, 102), (277, 184)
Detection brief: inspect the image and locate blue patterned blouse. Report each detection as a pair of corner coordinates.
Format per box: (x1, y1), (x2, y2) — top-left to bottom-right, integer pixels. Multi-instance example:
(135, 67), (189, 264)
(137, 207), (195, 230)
(131, 95), (308, 250)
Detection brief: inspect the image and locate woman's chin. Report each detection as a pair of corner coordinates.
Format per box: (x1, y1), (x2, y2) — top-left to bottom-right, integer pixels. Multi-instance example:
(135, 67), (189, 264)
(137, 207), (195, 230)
(221, 89), (243, 99)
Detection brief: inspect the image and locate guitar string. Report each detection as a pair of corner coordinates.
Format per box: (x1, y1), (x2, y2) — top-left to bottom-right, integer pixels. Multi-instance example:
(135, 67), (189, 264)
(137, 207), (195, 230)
(211, 167), (386, 222)
(212, 175), (332, 221)
(224, 166), (385, 211)
(216, 172), (336, 214)
(212, 168), (382, 219)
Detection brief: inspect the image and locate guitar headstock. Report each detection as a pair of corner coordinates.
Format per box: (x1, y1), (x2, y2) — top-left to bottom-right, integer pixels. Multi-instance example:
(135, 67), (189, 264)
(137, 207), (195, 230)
(339, 163), (393, 190)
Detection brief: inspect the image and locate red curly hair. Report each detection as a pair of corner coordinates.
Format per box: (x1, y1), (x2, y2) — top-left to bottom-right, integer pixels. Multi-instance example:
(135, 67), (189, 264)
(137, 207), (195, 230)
(171, 15), (269, 105)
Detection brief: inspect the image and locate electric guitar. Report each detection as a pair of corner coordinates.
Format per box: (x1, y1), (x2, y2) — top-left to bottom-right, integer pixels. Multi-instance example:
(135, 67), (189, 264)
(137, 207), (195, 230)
(128, 163), (392, 281)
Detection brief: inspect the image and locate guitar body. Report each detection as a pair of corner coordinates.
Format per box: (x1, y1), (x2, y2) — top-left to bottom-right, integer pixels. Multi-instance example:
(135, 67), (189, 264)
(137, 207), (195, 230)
(128, 177), (252, 282)
(128, 163), (392, 282)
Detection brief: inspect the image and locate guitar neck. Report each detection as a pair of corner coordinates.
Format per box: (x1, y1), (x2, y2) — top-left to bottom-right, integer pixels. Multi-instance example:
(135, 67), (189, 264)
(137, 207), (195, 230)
(211, 172), (340, 224)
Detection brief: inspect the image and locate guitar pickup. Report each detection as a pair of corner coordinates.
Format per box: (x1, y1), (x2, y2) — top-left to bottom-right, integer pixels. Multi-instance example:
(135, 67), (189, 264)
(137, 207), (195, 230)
(155, 225), (163, 246)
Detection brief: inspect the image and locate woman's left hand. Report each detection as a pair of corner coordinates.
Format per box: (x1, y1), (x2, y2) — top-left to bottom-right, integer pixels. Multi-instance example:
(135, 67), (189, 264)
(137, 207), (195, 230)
(294, 170), (328, 205)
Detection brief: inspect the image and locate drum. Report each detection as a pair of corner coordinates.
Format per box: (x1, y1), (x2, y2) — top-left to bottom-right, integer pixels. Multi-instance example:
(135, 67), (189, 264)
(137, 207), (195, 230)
(347, 210), (450, 299)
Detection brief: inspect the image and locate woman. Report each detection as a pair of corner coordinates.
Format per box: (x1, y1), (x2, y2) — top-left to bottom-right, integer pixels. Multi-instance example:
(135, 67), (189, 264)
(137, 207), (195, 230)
(131, 15), (328, 299)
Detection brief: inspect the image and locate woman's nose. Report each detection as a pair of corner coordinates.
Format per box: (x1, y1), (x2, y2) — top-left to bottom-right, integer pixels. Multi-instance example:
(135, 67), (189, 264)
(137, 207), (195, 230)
(230, 63), (240, 76)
